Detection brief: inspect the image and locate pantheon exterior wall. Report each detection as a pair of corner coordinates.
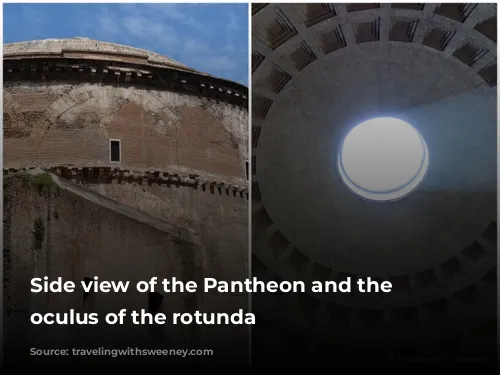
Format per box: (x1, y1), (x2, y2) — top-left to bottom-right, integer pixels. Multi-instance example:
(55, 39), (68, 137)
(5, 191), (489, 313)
(3, 38), (249, 366)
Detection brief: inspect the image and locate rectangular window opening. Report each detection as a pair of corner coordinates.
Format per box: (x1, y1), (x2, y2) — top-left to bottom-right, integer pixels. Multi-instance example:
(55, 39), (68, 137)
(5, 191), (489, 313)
(110, 139), (121, 163)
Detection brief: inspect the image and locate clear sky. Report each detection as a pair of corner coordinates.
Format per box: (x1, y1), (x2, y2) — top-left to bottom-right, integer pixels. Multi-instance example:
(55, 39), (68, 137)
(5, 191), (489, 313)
(4, 3), (249, 85)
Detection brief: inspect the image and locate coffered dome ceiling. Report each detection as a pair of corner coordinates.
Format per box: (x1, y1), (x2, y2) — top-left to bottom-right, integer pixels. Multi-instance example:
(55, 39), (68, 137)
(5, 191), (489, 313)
(252, 3), (497, 351)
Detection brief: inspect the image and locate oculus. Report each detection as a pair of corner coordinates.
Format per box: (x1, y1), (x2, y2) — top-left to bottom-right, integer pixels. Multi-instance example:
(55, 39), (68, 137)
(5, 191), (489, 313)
(338, 117), (428, 202)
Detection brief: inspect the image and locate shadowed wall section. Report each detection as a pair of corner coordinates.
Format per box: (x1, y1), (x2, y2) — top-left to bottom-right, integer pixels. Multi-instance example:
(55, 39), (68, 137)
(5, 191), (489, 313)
(4, 173), (204, 363)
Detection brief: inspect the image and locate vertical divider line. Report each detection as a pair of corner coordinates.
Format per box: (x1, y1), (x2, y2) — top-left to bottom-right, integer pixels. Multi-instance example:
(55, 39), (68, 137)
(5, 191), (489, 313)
(247, 1), (253, 370)
(497, 5), (500, 369)
(0, 2), (4, 368)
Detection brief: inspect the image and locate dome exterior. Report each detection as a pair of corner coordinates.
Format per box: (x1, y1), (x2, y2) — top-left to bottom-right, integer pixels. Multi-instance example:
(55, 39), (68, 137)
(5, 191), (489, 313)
(6, 37), (199, 75)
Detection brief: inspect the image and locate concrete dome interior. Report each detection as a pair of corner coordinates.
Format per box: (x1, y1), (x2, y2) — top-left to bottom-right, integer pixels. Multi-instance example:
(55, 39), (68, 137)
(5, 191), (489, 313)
(252, 2), (497, 359)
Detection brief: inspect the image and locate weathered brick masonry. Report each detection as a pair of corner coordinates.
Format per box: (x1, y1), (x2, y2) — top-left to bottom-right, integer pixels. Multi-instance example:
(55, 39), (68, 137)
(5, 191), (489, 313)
(3, 38), (249, 366)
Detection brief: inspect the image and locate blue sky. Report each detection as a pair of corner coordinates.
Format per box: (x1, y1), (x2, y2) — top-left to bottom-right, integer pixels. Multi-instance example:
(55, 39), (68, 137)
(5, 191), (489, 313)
(4, 3), (249, 85)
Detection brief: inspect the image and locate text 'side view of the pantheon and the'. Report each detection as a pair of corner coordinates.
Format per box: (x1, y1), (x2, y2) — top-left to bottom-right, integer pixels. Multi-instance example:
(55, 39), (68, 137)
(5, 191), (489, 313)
(251, 2), (497, 369)
(3, 3), (249, 369)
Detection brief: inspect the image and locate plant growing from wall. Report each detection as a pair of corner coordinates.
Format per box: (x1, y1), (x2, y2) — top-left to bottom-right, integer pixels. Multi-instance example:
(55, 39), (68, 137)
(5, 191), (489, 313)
(34, 173), (54, 194)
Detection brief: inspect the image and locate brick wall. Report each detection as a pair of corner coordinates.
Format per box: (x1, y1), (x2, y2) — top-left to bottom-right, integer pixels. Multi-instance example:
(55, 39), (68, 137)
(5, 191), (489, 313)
(4, 75), (249, 366)
(4, 81), (248, 184)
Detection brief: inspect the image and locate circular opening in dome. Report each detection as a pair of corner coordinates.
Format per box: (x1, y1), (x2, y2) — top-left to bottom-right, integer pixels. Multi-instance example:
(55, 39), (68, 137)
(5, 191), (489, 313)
(338, 117), (428, 202)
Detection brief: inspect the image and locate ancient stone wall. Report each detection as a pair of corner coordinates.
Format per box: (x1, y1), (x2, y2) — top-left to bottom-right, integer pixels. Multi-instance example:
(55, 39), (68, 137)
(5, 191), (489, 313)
(4, 173), (247, 366)
(4, 43), (250, 366)
(3, 69), (250, 325)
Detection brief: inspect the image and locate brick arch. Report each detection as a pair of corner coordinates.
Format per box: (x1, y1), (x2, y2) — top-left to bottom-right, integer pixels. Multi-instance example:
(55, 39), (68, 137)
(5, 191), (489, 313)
(4, 90), (14, 107)
(204, 103), (248, 140)
(44, 85), (179, 131)
(206, 101), (247, 123)
(3, 112), (11, 132)
(206, 104), (248, 142)
(3, 90), (26, 131)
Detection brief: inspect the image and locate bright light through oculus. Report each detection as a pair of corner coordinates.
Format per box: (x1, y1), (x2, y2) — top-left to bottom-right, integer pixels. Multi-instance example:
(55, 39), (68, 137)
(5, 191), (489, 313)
(338, 117), (428, 202)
